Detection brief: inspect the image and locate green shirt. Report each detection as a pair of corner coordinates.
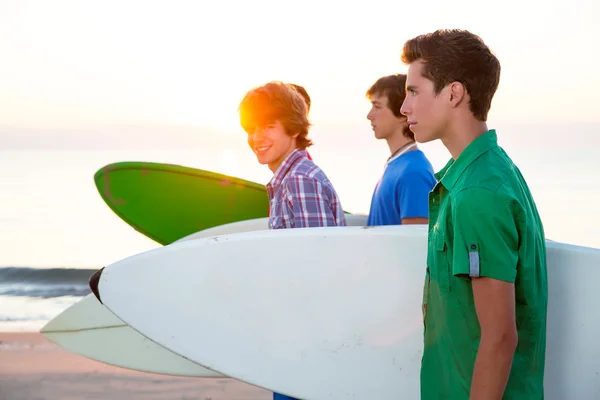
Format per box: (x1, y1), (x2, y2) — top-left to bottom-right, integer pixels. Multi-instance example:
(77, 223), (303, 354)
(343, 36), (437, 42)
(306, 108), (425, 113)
(421, 130), (548, 399)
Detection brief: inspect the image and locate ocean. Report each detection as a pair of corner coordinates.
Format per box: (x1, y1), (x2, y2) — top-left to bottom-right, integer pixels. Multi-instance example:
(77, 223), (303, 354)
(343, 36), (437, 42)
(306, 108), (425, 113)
(1, 121), (599, 332)
(0, 266), (95, 332)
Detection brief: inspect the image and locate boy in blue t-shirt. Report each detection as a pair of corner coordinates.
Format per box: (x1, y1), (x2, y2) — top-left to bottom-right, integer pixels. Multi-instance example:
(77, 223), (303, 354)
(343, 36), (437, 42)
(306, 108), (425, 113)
(366, 74), (436, 226)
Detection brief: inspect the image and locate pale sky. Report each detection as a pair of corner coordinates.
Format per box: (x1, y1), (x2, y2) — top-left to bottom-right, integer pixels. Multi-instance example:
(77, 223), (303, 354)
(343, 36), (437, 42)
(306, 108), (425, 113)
(1, 0), (599, 150)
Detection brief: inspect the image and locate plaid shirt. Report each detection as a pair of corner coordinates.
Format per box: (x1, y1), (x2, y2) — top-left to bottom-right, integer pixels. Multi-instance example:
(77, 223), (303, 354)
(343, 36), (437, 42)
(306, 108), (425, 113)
(266, 149), (347, 229)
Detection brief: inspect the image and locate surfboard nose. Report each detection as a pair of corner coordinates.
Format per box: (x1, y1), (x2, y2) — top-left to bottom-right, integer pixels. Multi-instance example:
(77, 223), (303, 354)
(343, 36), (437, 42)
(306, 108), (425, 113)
(89, 267), (105, 304)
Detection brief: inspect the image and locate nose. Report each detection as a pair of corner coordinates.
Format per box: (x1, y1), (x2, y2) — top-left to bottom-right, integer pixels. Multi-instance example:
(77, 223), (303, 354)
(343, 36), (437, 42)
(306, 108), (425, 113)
(247, 129), (259, 146)
(400, 98), (410, 116)
(88, 267), (105, 304)
(367, 108), (374, 121)
(254, 127), (267, 138)
(249, 128), (267, 146)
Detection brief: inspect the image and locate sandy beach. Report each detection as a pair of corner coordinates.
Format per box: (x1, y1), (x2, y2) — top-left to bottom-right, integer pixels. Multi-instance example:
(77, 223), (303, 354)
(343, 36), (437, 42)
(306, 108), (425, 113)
(0, 332), (270, 400)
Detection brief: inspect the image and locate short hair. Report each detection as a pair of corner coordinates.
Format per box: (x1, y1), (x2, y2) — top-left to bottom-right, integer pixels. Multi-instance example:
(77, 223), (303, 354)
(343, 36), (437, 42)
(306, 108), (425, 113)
(366, 74), (414, 140)
(238, 81), (313, 149)
(289, 83), (311, 112)
(400, 29), (501, 121)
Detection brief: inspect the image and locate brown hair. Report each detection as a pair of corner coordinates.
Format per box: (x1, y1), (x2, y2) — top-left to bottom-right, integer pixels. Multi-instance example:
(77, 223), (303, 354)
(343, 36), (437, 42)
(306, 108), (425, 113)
(238, 81), (313, 149)
(400, 29), (501, 121)
(366, 74), (414, 140)
(289, 83), (311, 112)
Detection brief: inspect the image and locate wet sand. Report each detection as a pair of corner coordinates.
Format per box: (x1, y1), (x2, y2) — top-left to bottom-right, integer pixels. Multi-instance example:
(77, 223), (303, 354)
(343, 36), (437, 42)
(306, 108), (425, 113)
(0, 332), (270, 400)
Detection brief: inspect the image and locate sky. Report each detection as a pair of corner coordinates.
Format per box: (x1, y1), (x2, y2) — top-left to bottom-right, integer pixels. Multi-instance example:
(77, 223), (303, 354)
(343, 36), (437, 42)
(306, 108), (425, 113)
(1, 0), (599, 267)
(1, 0), (599, 149)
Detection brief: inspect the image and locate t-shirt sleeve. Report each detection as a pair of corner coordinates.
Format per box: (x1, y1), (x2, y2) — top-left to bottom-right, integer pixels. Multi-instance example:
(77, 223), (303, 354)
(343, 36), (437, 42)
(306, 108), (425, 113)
(283, 176), (336, 228)
(450, 188), (519, 283)
(398, 169), (435, 219)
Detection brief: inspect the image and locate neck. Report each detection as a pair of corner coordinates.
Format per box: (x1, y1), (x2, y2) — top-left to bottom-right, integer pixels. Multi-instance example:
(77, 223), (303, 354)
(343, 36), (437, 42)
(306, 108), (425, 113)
(386, 134), (415, 157)
(442, 118), (489, 160)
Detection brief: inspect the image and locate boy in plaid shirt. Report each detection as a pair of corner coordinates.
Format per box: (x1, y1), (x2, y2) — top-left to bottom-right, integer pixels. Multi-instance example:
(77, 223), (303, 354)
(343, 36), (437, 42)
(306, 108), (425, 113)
(239, 81), (346, 231)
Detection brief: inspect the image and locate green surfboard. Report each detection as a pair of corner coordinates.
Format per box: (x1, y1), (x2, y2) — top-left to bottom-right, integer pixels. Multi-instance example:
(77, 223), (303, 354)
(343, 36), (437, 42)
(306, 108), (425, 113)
(94, 161), (269, 245)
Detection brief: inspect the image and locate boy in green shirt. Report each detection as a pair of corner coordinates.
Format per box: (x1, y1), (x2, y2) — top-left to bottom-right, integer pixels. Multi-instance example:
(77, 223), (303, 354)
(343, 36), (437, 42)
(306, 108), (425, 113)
(399, 29), (548, 399)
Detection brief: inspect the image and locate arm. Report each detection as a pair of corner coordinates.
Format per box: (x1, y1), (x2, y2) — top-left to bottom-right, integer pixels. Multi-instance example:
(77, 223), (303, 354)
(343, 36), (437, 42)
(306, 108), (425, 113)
(401, 217), (429, 224)
(398, 169), (435, 225)
(470, 277), (518, 399)
(283, 176), (336, 228)
(451, 188), (520, 399)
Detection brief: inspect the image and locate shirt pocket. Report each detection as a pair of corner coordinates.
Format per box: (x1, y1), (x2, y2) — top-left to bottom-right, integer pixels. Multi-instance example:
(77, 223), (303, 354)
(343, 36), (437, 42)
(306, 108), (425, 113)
(428, 229), (451, 292)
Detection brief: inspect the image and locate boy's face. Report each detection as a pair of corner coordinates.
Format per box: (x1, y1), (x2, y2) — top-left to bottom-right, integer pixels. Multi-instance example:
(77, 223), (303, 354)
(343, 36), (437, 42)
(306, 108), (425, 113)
(247, 120), (298, 172)
(401, 60), (451, 144)
(367, 93), (405, 140)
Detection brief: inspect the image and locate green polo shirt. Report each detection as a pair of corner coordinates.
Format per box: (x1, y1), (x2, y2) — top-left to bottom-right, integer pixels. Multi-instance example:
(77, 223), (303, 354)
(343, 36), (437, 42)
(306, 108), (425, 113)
(421, 130), (548, 399)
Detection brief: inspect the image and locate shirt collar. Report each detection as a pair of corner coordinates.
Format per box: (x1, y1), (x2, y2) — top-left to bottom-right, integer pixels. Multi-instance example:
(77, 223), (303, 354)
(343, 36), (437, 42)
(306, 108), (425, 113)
(267, 148), (308, 188)
(435, 129), (498, 191)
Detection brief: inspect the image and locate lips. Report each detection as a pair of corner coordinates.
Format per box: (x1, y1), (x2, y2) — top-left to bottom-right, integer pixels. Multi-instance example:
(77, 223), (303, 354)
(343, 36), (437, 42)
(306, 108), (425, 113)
(254, 145), (271, 155)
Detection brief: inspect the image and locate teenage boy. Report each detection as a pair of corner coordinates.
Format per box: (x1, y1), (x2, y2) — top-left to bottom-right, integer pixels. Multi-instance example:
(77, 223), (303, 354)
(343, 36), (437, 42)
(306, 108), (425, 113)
(400, 29), (548, 399)
(365, 74), (436, 226)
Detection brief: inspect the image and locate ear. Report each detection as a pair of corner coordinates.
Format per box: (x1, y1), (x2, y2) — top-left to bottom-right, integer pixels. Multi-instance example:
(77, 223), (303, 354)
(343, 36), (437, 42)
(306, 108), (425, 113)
(449, 82), (466, 108)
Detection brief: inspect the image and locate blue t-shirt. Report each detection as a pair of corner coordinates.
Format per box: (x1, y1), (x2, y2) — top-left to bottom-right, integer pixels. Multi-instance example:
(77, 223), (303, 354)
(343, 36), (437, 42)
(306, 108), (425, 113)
(366, 149), (436, 226)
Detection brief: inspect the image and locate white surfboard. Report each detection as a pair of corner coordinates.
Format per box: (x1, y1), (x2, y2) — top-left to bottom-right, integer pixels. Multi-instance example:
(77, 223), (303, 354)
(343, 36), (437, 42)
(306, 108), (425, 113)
(41, 214), (368, 378)
(178, 214), (369, 242)
(88, 225), (429, 398)
(91, 225), (600, 399)
(40, 293), (224, 377)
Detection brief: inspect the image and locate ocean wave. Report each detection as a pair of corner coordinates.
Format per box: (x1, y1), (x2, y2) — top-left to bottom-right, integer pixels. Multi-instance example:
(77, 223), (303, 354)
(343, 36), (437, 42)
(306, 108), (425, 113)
(0, 283), (91, 298)
(0, 266), (97, 298)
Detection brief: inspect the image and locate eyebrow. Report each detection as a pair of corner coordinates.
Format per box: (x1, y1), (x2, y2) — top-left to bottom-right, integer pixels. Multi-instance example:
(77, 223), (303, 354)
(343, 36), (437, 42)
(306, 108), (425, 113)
(406, 85), (418, 91)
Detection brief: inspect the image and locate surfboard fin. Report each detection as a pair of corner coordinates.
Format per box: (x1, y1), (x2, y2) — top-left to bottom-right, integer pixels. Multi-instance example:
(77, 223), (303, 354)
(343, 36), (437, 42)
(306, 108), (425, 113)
(89, 267), (105, 304)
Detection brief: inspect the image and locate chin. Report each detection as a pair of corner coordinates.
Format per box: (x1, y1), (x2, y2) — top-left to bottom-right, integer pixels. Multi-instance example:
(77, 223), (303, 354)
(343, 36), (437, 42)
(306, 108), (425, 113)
(374, 132), (387, 140)
(413, 129), (436, 144)
(255, 154), (272, 165)
(414, 135), (434, 144)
